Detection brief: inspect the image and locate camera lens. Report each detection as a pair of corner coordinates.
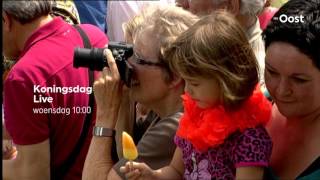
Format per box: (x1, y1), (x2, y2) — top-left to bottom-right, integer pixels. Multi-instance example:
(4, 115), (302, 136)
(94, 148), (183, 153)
(73, 42), (134, 87)
(73, 48), (106, 71)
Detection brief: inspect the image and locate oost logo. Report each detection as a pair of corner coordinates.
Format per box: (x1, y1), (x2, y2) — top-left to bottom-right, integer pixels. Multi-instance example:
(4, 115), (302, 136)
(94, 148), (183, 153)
(275, 14), (305, 23)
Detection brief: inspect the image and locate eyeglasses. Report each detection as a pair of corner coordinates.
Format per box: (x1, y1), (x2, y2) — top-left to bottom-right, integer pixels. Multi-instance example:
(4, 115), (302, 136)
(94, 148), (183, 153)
(132, 52), (165, 67)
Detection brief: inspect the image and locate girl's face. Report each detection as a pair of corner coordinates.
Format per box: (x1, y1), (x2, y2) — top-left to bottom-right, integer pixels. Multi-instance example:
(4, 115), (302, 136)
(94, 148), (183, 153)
(265, 42), (320, 118)
(183, 75), (221, 108)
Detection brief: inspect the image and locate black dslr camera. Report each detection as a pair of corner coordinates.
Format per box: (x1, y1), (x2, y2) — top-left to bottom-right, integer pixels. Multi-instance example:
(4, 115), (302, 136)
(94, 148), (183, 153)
(73, 41), (133, 87)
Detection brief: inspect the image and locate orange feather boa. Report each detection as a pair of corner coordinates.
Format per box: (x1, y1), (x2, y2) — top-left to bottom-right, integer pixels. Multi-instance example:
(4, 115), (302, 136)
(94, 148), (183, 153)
(176, 88), (272, 152)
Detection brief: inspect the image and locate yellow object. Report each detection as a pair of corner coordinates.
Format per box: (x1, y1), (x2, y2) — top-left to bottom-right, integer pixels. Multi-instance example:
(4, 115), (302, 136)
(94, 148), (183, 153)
(122, 131), (138, 160)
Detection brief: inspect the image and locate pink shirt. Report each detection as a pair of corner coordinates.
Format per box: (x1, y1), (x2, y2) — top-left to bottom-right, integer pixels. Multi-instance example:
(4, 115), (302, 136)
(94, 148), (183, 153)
(259, 7), (278, 30)
(4, 17), (108, 179)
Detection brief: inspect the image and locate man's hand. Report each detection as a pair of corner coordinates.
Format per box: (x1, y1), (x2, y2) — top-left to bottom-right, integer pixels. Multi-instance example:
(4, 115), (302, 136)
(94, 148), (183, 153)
(2, 140), (17, 160)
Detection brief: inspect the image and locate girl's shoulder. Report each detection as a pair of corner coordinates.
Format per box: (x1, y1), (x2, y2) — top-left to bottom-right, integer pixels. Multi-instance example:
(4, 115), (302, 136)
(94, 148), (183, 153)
(240, 126), (271, 140)
(231, 126), (272, 148)
(226, 126), (271, 143)
(228, 126), (273, 167)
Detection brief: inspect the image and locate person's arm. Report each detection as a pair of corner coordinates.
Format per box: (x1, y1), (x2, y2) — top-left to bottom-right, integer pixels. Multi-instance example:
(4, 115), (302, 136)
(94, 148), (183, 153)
(236, 166), (264, 180)
(81, 109), (126, 180)
(154, 147), (184, 179)
(82, 49), (124, 180)
(3, 139), (50, 180)
(120, 147), (184, 179)
(82, 135), (122, 180)
(233, 127), (272, 180)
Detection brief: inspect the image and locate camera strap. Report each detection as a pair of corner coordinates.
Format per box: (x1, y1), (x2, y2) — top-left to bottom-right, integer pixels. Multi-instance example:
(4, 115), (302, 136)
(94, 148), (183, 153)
(52, 25), (94, 179)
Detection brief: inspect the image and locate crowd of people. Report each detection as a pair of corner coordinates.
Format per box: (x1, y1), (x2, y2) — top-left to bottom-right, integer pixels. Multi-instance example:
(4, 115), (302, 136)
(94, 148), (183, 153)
(2, 0), (319, 180)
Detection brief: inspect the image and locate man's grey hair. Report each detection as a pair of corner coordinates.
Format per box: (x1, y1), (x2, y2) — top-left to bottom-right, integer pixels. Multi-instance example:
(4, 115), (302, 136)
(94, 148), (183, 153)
(213, 0), (265, 16)
(2, 0), (52, 24)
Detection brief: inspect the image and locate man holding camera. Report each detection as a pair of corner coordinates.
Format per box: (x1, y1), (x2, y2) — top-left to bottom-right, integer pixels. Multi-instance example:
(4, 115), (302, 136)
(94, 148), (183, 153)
(2, 1), (108, 180)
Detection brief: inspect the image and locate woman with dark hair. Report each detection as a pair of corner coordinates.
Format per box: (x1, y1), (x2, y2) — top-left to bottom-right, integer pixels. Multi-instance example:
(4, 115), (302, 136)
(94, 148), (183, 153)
(263, 0), (320, 179)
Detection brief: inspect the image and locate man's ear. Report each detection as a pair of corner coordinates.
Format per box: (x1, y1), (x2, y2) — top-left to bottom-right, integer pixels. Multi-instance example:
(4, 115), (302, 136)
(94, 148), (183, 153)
(228, 0), (240, 15)
(2, 12), (12, 32)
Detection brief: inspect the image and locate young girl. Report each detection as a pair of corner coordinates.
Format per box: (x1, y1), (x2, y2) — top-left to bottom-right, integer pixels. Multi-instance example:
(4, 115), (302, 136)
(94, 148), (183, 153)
(120, 11), (272, 180)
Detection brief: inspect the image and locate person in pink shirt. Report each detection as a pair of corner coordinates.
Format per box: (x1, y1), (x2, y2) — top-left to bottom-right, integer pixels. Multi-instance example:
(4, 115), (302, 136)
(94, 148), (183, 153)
(259, 0), (278, 30)
(3, 1), (108, 179)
